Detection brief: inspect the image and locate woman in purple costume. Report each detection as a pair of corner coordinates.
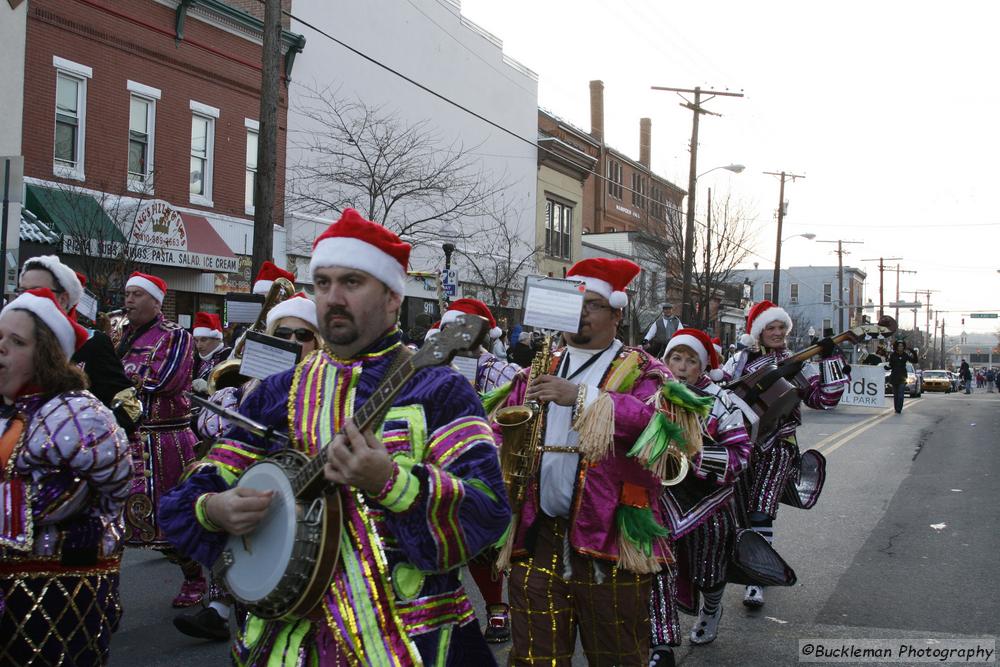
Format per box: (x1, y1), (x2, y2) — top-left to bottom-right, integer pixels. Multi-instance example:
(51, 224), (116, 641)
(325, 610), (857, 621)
(0, 288), (132, 666)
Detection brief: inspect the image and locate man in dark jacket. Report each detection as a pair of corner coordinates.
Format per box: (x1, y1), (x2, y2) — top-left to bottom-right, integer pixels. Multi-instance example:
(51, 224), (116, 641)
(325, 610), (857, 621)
(959, 360), (972, 394)
(885, 340), (918, 413)
(18, 256), (139, 434)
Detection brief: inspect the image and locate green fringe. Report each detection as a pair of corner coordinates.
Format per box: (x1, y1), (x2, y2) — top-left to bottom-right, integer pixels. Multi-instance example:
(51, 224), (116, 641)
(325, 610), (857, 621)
(628, 411), (687, 462)
(660, 380), (715, 417)
(480, 382), (515, 414)
(615, 504), (670, 557)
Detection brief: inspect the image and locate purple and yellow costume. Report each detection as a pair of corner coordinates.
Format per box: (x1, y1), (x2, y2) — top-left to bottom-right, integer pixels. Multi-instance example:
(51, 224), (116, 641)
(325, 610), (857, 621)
(117, 314), (199, 546)
(475, 351), (519, 394)
(160, 330), (510, 666)
(723, 348), (847, 518)
(0, 391), (132, 665)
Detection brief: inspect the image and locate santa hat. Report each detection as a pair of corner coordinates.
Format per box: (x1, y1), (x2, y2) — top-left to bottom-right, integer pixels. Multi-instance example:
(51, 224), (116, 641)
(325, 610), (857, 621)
(665, 328), (724, 381)
(21, 255), (83, 309)
(711, 336), (724, 358)
(309, 209), (410, 295)
(2, 288), (89, 358)
(566, 257), (640, 309)
(253, 260), (296, 296)
(740, 299), (793, 347)
(125, 271), (166, 304)
(75, 271), (87, 288)
(192, 312), (223, 339)
(266, 292), (318, 331)
(441, 298), (502, 339)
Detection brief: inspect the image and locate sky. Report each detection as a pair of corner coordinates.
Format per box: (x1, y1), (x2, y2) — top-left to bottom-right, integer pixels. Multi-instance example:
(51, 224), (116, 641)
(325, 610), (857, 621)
(459, 0), (1000, 336)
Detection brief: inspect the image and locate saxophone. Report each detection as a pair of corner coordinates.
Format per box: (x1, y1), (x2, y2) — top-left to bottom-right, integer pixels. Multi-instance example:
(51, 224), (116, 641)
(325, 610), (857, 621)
(494, 335), (552, 516)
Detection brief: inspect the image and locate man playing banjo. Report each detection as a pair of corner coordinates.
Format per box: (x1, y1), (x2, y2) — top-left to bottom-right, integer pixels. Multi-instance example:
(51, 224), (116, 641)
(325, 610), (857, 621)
(160, 209), (510, 664)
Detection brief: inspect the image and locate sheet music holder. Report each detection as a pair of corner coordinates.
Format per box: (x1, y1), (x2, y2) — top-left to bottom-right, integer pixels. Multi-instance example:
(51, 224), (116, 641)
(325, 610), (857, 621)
(225, 292), (264, 325)
(522, 275), (585, 334)
(239, 330), (303, 380)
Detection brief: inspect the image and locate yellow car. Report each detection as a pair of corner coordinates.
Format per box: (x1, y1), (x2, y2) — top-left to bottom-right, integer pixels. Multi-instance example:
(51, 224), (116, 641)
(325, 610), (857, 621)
(921, 370), (952, 393)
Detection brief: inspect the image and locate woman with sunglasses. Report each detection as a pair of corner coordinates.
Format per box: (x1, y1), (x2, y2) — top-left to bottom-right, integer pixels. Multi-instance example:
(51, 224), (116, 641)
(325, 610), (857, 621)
(177, 292), (323, 642)
(0, 288), (132, 665)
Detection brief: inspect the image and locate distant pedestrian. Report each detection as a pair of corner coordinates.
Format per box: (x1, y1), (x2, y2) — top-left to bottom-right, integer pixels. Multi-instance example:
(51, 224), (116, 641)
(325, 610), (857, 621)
(642, 302), (682, 358)
(885, 340), (918, 414)
(986, 368), (996, 393)
(959, 359), (972, 394)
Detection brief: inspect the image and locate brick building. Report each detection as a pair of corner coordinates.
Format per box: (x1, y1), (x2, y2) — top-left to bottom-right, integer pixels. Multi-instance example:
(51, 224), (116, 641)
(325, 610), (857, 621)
(5, 0), (304, 324)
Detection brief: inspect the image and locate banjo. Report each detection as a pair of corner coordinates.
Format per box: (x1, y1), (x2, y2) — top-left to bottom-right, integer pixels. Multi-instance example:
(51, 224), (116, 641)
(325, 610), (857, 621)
(193, 315), (488, 620)
(726, 315), (897, 440)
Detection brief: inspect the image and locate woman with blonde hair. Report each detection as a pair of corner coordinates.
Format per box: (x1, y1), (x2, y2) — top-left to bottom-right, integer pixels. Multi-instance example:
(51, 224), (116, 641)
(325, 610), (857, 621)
(0, 288), (132, 665)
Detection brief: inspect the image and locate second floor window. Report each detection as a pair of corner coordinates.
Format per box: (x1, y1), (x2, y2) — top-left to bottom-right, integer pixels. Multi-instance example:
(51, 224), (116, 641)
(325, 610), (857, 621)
(650, 185), (665, 220)
(790, 283), (799, 304)
(54, 72), (86, 177)
(607, 160), (623, 199)
(190, 110), (216, 203)
(128, 95), (154, 187)
(545, 199), (572, 260)
(631, 172), (646, 209)
(823, 283), (832, 303)
(245, 125), (259, 213)
(763, 282), (773, 302)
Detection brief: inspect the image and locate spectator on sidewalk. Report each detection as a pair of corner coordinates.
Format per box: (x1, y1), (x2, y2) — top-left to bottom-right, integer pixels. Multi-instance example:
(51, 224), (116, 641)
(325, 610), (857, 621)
(986, 367), (996, 393)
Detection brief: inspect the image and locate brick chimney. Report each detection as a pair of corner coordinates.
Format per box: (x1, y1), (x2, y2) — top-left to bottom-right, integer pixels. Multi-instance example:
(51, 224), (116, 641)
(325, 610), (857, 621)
(589, 80), (604, 142)
(639, 117), (651, 168)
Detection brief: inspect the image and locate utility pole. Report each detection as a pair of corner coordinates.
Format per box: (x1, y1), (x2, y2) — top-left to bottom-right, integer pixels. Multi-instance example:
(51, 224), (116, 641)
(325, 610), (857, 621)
(940, 319), (946, 368)
(861, 256), (902, 320)
(251, 0), (282, 279)
(764, 171), (806, 304)
(651, 84), (743, 323)
(931, 310), (938, 367)
(703, 187), (712, 329)
(917, 289), (938, 358)
(891, 264), (917, 324)
(817, 239), (862, 332)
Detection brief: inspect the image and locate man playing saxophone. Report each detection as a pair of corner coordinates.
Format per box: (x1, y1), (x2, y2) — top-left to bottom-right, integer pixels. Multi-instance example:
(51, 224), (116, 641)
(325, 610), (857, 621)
(491, 258), (706, 666)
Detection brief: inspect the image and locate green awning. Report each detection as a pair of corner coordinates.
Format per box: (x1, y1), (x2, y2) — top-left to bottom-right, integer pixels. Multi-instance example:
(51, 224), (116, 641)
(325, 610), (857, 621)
(24, 184), (127, 245)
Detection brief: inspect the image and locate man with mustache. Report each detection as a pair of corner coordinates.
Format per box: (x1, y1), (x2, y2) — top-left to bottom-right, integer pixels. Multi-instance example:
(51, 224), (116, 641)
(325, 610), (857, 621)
(491, 257), (704, 666)
(160, 209), (510, 664)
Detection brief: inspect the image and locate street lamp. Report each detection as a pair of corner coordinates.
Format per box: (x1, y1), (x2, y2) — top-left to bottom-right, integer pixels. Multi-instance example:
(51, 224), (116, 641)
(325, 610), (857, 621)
(681, 163), (746, 323)
(772, 233), (815, 303)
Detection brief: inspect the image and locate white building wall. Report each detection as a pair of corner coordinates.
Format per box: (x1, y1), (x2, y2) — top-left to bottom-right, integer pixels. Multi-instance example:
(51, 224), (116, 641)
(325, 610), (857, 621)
(0, 2), (27, 292)
(287, 0), (538, 297)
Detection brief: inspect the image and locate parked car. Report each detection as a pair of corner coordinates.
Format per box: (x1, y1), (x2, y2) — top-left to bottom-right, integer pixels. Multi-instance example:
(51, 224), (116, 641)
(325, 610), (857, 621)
(884, 361), (922, 397)
(921, 370), (952, 393)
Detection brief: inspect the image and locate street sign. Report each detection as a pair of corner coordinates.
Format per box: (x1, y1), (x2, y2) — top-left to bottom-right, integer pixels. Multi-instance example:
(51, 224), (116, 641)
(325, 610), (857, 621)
(969, 313), (998, 319)
(440, 268), (457, 297)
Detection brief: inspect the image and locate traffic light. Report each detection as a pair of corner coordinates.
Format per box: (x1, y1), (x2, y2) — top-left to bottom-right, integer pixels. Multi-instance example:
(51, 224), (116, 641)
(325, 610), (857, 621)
(962, 317), (965, 325)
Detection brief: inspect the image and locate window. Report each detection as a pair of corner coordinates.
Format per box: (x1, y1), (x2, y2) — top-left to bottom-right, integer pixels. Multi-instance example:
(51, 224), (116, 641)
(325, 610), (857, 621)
(764, 282), (773, 302)
(790, 283), (799, 304)
(631, 172), (646, 209)
(650, 185), (665, 220)
(607, 159), (623, 199)
(545, 198), (572, 260)
(189, 101), (219, 205)
(126, 83), (160, 191)
(823, 283), (832, 303)
(245, 118), (259, 214)
(52, 57), (91, 180)
(822, 318), (832, 333)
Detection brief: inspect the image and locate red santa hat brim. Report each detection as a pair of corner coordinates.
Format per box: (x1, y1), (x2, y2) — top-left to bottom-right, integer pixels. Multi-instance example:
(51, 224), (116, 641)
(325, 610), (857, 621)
(266, 295), (318, 331)
(21, 255), (84, 309)
(2, 289), (89, 357)
(126, 274), (165, 303)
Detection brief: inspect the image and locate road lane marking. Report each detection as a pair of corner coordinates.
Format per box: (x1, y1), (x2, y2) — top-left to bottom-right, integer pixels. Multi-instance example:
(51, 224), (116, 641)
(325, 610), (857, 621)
(809, 408), (891, 451)
(816, 410), (897, 457)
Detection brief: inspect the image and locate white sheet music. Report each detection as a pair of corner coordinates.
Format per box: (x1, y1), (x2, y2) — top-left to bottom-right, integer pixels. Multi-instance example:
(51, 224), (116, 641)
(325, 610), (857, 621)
(522, 276), (585, 333)
(451, 354), (479, 384)
(226, 299), (263, 324)
(77, 291), (98, 322)
(240, 335), (301, 380)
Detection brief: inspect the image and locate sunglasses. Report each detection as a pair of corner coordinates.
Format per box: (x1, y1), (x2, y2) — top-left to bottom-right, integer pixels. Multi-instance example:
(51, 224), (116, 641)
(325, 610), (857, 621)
(273, 327), (316, 343)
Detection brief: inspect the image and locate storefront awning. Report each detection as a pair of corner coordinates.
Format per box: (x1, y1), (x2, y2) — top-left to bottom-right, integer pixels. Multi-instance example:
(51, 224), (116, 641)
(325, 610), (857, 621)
(24, 184), (126, 244)
(124, 202), (238, 273)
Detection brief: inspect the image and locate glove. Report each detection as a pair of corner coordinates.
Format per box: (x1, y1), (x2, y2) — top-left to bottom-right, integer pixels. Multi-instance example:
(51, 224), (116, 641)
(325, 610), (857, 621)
(842, 363), (852, 376)
(913, 347), (920, 353)
(192, 378), (209, 394)
(778, 360), (804, 380)
(817, 336), (837, 357)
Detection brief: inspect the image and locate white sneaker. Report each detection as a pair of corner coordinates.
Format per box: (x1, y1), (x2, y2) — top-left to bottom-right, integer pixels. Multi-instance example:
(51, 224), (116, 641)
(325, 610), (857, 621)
(689, 604), (723, 644)
(743, 585), (764, 608)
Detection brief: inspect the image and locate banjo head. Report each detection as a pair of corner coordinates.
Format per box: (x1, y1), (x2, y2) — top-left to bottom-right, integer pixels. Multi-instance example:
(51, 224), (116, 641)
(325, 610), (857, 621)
(224, 461), (299, 603)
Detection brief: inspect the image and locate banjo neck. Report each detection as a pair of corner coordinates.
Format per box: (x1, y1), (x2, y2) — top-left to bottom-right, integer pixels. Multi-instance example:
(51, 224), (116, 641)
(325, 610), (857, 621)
(778, 330), (854, 367)
(291, 355), (418, 499)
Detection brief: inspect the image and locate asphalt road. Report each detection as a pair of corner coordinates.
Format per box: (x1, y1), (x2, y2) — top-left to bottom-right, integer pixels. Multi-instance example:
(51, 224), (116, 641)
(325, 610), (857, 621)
(109, 391), (1000, 665)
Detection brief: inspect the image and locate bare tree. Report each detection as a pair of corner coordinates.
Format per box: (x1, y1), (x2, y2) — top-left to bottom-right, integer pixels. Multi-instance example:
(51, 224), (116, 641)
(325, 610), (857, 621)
(286, 84), (509, 249)
(453, 200), (538, 310)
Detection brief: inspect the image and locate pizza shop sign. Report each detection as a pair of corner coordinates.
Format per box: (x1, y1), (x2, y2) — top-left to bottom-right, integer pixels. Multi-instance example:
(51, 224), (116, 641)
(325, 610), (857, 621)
(64, 200), (238, 273)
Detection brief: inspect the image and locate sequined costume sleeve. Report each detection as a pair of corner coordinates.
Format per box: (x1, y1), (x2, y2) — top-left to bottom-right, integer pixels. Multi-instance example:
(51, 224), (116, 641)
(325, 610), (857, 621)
(139, 327), (195, 395)
(797, 354), (849, 411)
(691, 385), (752, 485)
(158, 372), (292, 567)
(369, 370), (510, 572)
(195, 385), (243, 441)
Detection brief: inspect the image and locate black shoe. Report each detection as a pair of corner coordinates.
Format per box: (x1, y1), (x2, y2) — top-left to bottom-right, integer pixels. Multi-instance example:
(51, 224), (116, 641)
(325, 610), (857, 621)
(173, 606), (230, 641)
(483, 603), (511, 644)
(649, 645), (675, 667)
